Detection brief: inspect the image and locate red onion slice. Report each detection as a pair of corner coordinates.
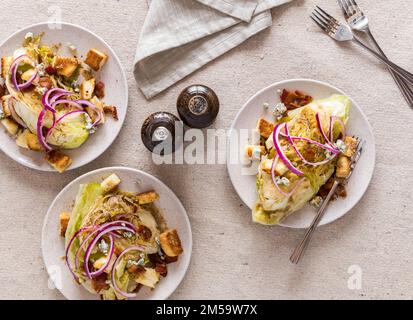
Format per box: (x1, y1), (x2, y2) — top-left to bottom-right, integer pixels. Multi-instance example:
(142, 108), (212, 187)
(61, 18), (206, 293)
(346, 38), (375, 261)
(271, 156), (306, 197)
(10, 55), (38, 91)
(65, 226), (96, 282)
(316, 113), (338, 151)
(88, 234), (115, 278)
(83, 225), (135, 279)
(76, 100), (102, 126)
(36, 107), (52, 152)
(284, 123), (337, 166)
(329, 116), (346, 142)
(272, 124), (304, 176)
(74, 221), (137, 271)
(111, 245), (147, 299)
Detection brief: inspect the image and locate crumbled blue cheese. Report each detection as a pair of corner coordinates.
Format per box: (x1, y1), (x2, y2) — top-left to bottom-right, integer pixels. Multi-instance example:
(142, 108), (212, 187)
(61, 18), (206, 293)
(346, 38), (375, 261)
(36, 63), (45, 76)
(85, 114), (96, 134)
(310, 196), (323, 208)
(252, 146), (262, 160)
(275, 176), (290, 187)
(98, 239), (109, 254)
(263, 102), (270, 110)
(25, 32), (34, 40)
(273, 102), (287, 120)
(67, 42), (77, 55)
(334, 139), (347, 153)
(127, 254), (146, 268)
(123, 231), (133, 239)
(35, 86), (48, 96)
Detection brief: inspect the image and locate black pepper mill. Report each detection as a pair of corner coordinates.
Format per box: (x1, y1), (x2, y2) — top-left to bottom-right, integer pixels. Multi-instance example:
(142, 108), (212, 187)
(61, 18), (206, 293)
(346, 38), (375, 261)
(141, 112), (182, 155)
(177, 85), (220, 128)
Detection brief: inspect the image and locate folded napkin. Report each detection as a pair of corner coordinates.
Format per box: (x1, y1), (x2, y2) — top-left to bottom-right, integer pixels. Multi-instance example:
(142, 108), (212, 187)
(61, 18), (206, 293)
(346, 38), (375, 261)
(134, 0), (292, 99)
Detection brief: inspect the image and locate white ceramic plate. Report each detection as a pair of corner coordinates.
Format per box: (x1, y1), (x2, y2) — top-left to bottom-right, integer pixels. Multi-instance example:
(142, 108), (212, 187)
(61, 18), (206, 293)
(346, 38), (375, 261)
(42, 167), (192, 300)
(227, 79), (375, 228)
(0, 22), (128, 171)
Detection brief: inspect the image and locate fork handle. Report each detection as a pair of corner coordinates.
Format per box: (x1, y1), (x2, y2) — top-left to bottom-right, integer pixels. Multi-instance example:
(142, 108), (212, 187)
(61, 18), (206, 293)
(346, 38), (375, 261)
(365, 29), (413, 107)
(290, 180), (340, 264)
(352, 37), (413, 86)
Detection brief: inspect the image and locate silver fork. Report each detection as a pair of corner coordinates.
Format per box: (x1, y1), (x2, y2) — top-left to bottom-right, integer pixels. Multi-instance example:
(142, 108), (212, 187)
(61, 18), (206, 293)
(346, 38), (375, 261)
(290, 137), (365, 264)
(311, 6), (413, 86)
(338, 0), (413, 108)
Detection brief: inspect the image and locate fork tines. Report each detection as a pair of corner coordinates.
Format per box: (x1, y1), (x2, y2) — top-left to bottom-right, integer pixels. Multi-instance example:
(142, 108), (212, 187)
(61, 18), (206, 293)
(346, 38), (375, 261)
(338, 0), (361, 18)
(311, 6), (339, 32)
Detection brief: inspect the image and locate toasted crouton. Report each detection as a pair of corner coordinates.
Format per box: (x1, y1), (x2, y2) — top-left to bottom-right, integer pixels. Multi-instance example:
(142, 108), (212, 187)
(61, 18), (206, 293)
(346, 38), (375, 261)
(343, 136), (358, 158)
(52, 56), (79, 78)
(101, 174), (121, 193)
(136, 191), (160, 205)
(103, 105), (118, 120)
(45, 150), (73, 173)
(1, 95), (12, 118)
(26, 132), (43, 151)
(1, 56), (13, 79)
(59, 212), (70, 237)
(1, 118), (19, 136)
(257, 118), (275, 139)
(80, 78), (95, 100)
(159, 229), (183, 257)
(84, 49), (108, 71)
(336, 155), (351, 179)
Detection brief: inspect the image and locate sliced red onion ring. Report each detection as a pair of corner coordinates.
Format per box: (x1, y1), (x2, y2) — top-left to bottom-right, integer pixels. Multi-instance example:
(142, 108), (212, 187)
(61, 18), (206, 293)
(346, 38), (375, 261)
(52, 99), (83, 111)
(37, 107), (52, 152)
(65, 226), (96, 282)
(272, 124), (304, 176)
(329, 116), (346, 142)
(279, 129), (339, 155)
(88, 234), (115, 278)
(10, 55), (38, 91)
(316, 113), (338, 151)
(111, 245), (147, 299)
(46, 110), (87, 139)
(271, 156), (306, 197)
(83, 225), (135, 279)
(76, 100), (102, 126)
(74, 221), (137, 271)
(284, 123), (337, 166)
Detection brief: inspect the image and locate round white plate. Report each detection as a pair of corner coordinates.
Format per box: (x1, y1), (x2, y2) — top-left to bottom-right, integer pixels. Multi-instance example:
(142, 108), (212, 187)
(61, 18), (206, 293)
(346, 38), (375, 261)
(0, 22), (128, 171)
(42, 167), (192, 300)
(227, 79), (376, 228)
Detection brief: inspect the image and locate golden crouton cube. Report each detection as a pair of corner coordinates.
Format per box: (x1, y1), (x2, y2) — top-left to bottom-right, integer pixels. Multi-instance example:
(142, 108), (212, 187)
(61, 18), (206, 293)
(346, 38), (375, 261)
(1, 95), (12, 118)
(80, 78), (95, 100)
(101, 174), (121, 193)
(59, 212), (70, 237)
(336, 155), (351, 179)
(52, 56), (79, 78)
(136, 191), (160, 205)
(159, 229), (183, 257)
(1, 56), (13, 79)
(1, 118), (19, 136)
(245, 145), (266, 158)
(84, 49), (108, 71)
(343, 136), (358, 158)
(45, 150), (73, 173)
(261, 159), (273, 174)
(26, 132), (43, 151)
(257, 118), (275, 139)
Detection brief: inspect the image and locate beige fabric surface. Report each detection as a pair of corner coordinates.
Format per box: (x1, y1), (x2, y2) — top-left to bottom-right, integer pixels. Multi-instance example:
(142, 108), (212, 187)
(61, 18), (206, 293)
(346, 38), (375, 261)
(134, 0), (292, 99)
(0, 0), (412, 300)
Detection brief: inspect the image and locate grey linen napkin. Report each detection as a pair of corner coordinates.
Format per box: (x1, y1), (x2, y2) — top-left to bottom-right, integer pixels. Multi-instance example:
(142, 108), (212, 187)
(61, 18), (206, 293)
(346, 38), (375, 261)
(134, 0), (292, 99)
